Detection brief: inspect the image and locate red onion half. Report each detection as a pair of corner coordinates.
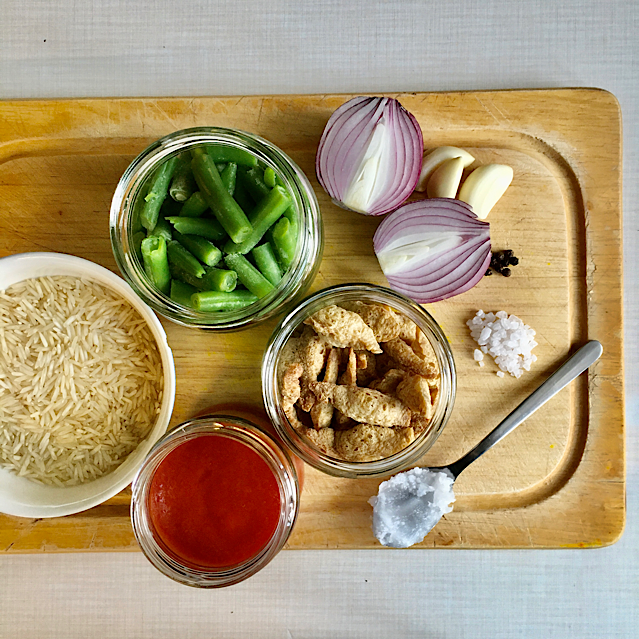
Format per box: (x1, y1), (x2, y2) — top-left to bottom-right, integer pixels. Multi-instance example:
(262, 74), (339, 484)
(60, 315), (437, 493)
(316, 97), (423, 216)
(373, 198), (491, 303)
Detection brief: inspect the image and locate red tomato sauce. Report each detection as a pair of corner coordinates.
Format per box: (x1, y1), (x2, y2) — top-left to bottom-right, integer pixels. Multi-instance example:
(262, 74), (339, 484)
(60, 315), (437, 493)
(148, 434), (282, 569)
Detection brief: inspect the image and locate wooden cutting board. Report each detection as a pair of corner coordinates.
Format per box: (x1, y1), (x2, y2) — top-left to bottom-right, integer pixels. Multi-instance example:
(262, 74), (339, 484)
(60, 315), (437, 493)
(0, 89), (624, 551)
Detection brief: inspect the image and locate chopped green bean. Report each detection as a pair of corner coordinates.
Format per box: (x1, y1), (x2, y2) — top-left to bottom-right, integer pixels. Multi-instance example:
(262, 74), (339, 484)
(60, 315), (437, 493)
(203, 267), (238, 292)
(141, 236), (171, 294)
(238, 167), (271, 203)
(148, 215), (173, 242)
(252, 243), (283, 286)
(263, 167), (276, 188)
(169, 263), (206, 290)
(206, 145), (259, 168)
(174, 231), (222, 267)
(166, 240), (206, 279)
(165, 216), (227, 243)
(140, 155), (179, 231)
(191, 148), (253, 244)
(170, 279), (198, 307)
(169, 154), (196, 202)
(191, 290), (258, 312)
(271, 216), (297, 267)
(283, 205), (299, 243)
(171, 265), (237, 292)
(223, 185), (291, 255)
(220, 162), (238, 196)
(179, 191), (209, 218)
(225, 253), (274, 298)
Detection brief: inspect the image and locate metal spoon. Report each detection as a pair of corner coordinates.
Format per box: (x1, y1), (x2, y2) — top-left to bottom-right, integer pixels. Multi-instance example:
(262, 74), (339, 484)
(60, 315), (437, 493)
(371, 340), (603, 548)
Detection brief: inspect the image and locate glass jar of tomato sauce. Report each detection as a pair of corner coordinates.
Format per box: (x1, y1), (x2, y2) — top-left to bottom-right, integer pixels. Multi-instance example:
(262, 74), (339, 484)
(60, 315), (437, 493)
(131, 412), (300, 588)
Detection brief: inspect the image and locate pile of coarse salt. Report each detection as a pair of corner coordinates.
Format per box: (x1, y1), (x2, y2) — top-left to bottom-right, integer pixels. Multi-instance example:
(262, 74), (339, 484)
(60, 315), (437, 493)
(467, 310), (538, 378)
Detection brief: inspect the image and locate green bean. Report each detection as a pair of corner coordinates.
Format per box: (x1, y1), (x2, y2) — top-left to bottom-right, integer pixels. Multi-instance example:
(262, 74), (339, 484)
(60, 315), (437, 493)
(223, 185), (291, 255)
(225, 253), (274, 298)
(220, 162), (237, 196)
(140, 156), (179, 231)
(206, 145), (258, 168)
(148, 215), (173, 242)
(165, 216), (227, 243)
(141, 236), (171, 294)
(252, 243), (282, 286)
(166, 240), (205, 279)
(191, 148), (253, 244)
(263, 167), (276, 188)
(271, 216), (297, 267)
(283, 205), (299, 243)
(170, 264), (237, 292)
(169, 154), (197, 202)
(202, 267), (238, 292)
(179, 191), (209, 218)
(238, 167), (270, 203)
(169, 263), (207, 290)
(174, 231), (222, 267)
(170, 279), (198, 307)
(191, 290), (258, 312)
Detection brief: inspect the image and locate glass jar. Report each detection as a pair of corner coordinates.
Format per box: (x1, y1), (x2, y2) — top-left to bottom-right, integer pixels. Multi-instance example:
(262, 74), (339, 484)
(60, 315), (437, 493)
(110, 127), (323, 330)
(131, 415), (300, 588)
(261, 283), (456, 479)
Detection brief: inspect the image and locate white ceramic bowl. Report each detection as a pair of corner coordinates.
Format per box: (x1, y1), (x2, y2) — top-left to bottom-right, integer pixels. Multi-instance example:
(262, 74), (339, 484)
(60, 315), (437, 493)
(0, 252), (176, 518)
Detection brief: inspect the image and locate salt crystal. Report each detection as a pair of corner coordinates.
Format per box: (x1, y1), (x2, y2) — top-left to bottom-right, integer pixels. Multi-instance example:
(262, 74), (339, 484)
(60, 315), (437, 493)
(473, 349), (484, 362)
(466, 310), (538, 378)
(496, 371), (505, 378)
(369, 468), (456, 548)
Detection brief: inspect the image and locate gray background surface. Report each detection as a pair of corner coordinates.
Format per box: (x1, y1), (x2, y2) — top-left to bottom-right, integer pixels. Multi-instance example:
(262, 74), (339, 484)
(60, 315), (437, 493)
(1, 1), (637, 637)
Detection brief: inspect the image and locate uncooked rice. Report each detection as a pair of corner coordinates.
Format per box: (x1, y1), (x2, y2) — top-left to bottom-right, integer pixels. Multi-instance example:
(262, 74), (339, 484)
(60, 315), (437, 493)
(467, 310), (538, 378)
(0, 276), (163, 486)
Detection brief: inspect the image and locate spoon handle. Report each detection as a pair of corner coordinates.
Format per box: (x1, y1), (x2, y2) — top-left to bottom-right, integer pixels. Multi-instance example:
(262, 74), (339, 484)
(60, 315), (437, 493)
(446, 340), (603, 479)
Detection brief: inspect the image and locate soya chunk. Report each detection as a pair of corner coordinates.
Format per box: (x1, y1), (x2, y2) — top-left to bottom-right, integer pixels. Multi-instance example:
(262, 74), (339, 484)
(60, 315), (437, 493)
(305, 426), (336, 454)
(334, 424), (415, 462)
(310, 348), (341, 429)
(395, 374), (433, 418)
(304, 305), (382, 353)
(310, 383), (411, 428)
(339, 347), (358, 386)
(382, 338), (438, 379)
(277, 337), (301, 384)
(339, 301), (401, 342)
(369, 368), (406, 395)
(298, 332), (330, 411)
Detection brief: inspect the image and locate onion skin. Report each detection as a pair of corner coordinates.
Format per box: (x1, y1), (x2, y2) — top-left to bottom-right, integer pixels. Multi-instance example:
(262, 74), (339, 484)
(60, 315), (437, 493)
(373, 198), (491, 304)
(315, 97), (423, 216)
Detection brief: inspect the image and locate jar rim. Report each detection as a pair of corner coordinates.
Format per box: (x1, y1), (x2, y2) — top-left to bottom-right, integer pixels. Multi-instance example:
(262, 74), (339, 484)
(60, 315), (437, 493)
(261, 283), (457, 479)
(131, 415), (300, 587)
(110, 127), (323, 330)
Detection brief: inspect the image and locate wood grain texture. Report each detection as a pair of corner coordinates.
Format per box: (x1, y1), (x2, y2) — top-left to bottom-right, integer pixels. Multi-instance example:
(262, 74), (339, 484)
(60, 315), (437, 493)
(0, 89), (624, 551)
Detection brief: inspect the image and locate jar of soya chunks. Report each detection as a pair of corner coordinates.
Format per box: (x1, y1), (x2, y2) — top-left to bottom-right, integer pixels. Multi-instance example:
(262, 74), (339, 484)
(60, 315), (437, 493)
(110, 127), (323, 330)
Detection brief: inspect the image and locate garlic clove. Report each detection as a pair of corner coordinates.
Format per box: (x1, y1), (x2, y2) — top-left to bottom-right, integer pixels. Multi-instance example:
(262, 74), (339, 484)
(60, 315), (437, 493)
(457, 164), (513, 219)
(426, 157), (465, 199)
(415, 146), (475, 192)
